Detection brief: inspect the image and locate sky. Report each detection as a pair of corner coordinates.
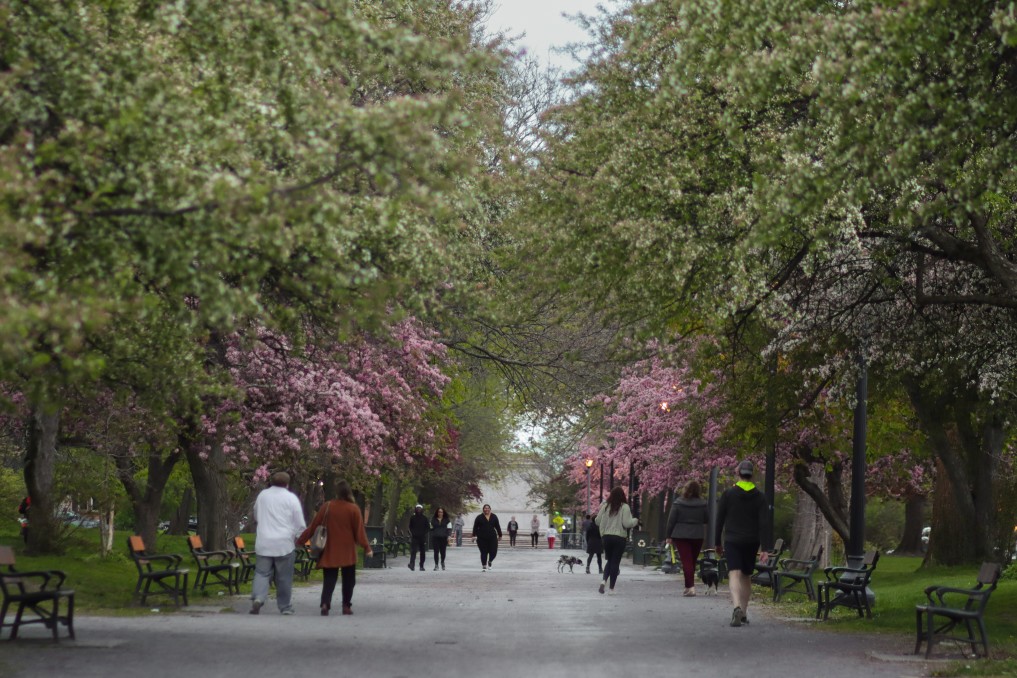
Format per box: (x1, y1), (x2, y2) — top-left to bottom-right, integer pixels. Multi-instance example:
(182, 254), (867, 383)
(487, 0), (596, 70)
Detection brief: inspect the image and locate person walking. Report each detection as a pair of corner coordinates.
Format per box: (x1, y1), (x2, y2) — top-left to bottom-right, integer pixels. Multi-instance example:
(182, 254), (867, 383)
(430, 507), (452, 570)
(471, 504), (502, 571)
(296, 480), (372, 616)
(507, 516), (519, 547)
(666, 480), (709, 596)
(530, 515), (540, 548)
(715, 460), (768, 627)
(250, 471), (306, 615)
(545, 524), (557, 549)
(595, 486), (638, 595)
(453, 514), (465, 547)
(408, 504), (429, 571)
(585, 513), (603, 574)
(17, 496), (30, 544)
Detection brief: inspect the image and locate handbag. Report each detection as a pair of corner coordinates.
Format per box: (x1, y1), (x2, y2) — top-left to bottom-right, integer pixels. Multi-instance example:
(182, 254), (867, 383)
(308, 502), (330, 559)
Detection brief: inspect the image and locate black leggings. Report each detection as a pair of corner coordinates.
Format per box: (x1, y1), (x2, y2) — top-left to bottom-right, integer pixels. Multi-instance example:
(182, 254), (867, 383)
(509, 531), (517, 546)
(531, 531), (539, 547)
(321, 566), (356, 608)
(587, 551), (603, 571)
(602, 535), (627, 588)
(477, 536), (498, 566)
(432, 536), (447, 566)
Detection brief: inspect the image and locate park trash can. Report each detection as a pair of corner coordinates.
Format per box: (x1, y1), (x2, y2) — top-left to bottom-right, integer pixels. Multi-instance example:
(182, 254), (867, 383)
(364, 526), (386, 568)
(631, 530), (650, 564)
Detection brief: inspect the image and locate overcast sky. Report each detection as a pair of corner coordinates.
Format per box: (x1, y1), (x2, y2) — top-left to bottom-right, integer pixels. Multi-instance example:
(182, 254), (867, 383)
(487, 0), (595, 70)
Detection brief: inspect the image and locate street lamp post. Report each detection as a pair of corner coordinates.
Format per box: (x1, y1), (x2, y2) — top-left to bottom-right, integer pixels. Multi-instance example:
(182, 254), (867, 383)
(584, 458), (594, 515)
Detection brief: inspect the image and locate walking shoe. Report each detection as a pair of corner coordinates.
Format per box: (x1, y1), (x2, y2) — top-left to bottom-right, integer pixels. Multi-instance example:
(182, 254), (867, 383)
(482, 566), (487, 572)
(598, 583), (605, 594)
(342, 604), (353, 616)
(608, 588), (616, 595)
(730, 606), (744, 627)
(320, 605), (329, 616)
(586, 567), (590, 574)
(408, 564), (414, 571)
(441, 564), (445, 570)
(281, 608), (295, 616)
(742, 614), (749, 624)
(249, 600), (263, 615)
(434, 565), (439, 571)
(683, 587), (696, 597)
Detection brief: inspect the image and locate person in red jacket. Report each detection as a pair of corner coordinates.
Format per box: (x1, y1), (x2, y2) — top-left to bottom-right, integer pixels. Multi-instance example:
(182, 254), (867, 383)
(297, 480), (372, 616)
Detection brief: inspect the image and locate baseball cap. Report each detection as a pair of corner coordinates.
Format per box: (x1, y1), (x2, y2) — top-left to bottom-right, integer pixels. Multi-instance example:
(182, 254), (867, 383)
(737, 460), (754, 478)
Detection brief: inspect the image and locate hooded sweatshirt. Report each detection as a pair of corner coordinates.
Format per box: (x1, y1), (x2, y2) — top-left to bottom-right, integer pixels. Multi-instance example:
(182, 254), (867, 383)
(714, 482), (767, 545)
(666, 497), (709, 540)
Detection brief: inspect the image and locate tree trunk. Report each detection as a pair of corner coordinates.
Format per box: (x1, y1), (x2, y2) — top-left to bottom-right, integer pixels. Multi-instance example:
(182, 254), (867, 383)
(896, 494), (927, 554)
(114, 442), (182, 549)
(184, 432), (230, 551)
(23, 401), (61, 555)
(905, 378), (999, 563)
(384, 476), (402, 533)
(790, 465), (828, 566)
(167, 487), (193, 535)
(929, 458), (973, 564)
(791, 448), (849, 546)
(367, 478), (385, 526)
(99, 507), (115, 556)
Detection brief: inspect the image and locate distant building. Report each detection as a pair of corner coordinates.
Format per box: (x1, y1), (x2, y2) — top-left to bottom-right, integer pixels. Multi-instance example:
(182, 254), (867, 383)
(463, 455), (546, 535)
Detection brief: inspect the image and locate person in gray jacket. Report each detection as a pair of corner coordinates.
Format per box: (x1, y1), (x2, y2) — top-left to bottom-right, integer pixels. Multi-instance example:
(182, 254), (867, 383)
(595, 486), (639, 595)
(665, 480), (709, 596)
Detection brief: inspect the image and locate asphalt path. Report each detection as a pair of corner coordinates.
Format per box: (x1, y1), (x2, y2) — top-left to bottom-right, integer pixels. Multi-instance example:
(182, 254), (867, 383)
(0, 543), (936, 678)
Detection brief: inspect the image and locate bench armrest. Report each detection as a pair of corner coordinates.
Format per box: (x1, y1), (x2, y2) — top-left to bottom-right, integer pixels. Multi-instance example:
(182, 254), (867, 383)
(923, 585), (986, 606)
(822, 565), (868, 581)
(1, 569), (68, 589)
(778, 557), (816, 571)
(137, 553), (184, 568)
(193, 548), (234, 563)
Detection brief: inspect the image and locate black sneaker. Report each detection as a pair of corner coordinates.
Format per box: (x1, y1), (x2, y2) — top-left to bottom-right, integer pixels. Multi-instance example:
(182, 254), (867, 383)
(249, 600), (263, 615)
(730, 607), (744, 627)
(408, 564), (414, 571)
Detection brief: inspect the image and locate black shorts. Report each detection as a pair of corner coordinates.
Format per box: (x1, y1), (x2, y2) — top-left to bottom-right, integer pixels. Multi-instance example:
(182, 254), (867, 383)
(724, 541), (760, 575)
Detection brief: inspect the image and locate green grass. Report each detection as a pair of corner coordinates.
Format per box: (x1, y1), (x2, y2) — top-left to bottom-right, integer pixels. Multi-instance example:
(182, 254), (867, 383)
(761, 555), (1017, 676)
(0, 525), (319, 615)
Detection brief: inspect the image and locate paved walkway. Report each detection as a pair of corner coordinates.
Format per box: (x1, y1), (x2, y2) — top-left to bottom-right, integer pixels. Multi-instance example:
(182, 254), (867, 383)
(1, 545), (933, 678)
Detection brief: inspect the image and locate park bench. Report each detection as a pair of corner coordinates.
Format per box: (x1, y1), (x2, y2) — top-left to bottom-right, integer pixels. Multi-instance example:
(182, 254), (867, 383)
(773, 544), (824, 602)
(187, 535), (240, 595)
(816, 550), (879, 620)
(0, 545), (75, 641)
(750, 537), (785, 589)
(127, 535), (189, 606)
(294, 543), (315, 581)
(914, 561), (1001, 658)
(231, 536), (256, 585)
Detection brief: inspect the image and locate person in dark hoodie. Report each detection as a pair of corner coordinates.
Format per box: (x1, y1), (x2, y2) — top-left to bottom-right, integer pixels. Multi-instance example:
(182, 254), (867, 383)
(715, 460), (768, 627)
(471, 504), (502, 571)
(666, 480), (709, 596)
(408, 504), (429, 571)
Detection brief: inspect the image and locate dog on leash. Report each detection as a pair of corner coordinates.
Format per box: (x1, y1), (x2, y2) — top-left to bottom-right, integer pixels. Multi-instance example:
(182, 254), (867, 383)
(699, 557), (720, 595)
(557, 554), (584, 573)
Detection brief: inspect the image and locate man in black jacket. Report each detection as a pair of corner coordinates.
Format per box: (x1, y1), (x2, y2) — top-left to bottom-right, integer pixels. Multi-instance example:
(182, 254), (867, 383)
(715, 460), (768, 627)
(408, 504), (429, 571)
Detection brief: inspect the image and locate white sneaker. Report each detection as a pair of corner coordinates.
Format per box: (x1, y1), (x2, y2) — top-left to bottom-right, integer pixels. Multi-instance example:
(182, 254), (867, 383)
(608, 588), (616, 595)
(482, 566), (487, 572)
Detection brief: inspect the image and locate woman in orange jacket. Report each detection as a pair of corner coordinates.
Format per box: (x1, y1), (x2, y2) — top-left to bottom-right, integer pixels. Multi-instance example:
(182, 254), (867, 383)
(297, 480), (373, 616)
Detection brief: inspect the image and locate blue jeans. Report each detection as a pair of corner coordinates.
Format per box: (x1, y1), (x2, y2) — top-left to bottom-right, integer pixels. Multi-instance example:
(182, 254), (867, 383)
(252, 551), (297, 613)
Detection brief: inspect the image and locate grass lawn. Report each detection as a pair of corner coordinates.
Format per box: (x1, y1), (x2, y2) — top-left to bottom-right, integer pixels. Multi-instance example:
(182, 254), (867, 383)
(0, 524), (319, 615)
(761, 554), (1017, 676)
